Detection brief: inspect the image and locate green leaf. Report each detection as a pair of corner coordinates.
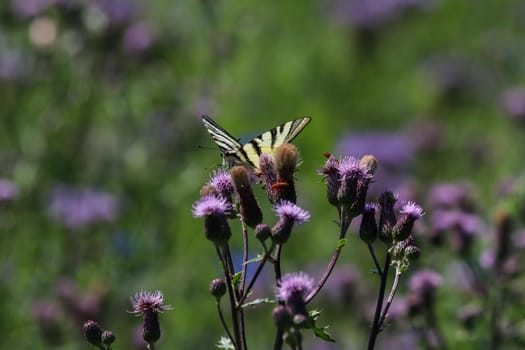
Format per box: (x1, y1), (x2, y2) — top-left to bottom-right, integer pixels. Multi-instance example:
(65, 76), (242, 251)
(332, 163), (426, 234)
(244, 254), (264, 265)
(231, 272), (242, 286)
(216, 337), (235, 349)
(313, 326), (336, 342)
(336, 238), (347, 249)
(241, 298), (274, 308)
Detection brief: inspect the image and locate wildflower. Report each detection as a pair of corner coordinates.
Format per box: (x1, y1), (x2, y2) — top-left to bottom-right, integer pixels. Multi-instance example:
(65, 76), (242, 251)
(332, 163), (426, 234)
(378, 191), (398, 244)
(208, 169), (234, 200)
(255, 223), (271, 242)
(274, 144), (299, 203)
(130, 291), (172, 347)
(231, 166), (263, 228)
(359, 203), (378, 243)
(259, 153), (279, 203)
(209, 278), (227, 299)
(47, 186), (119, 230)
(192, 194), (232, 244)
(320, 155), (340, 207)
(408, 270), (443, 306)
(276, 272), (314, 322)
(393, 201), (424, 241)
(83, 320), (103, 347)
(338, 155), (375, 218)
(272, 201), (310, 244)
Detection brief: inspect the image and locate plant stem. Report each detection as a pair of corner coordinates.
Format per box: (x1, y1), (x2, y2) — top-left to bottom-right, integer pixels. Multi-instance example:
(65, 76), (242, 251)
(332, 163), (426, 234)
(216, 300), (235, 345)
(367, 253), (391, 350)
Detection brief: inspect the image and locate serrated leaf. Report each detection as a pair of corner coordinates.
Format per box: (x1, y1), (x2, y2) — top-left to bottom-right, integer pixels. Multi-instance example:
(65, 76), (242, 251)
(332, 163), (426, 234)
(216, 336), (234, 349)
(231, 272), (242, 286)
(336, 238), (347, 248)
(241, 298), (275, 308)
(314, 326), (336, 342)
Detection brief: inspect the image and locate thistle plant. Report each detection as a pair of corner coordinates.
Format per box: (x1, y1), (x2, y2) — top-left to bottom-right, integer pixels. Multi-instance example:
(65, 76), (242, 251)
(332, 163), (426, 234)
(190, 145), (423, 349)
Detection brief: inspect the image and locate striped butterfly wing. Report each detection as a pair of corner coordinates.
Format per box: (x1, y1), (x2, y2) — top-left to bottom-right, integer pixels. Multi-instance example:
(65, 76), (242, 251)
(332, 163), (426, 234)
(237, 117), (311, 169)
(201, 115), (311, 169)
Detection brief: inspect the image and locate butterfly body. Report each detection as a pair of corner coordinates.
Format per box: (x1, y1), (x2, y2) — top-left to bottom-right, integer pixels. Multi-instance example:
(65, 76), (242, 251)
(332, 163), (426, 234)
(201, 115), (311, 170)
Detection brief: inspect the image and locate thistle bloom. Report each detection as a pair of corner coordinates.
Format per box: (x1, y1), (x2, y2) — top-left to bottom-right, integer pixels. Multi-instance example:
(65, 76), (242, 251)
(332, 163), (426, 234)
(193, 194), (232, 244)
(393, 201), (424, 242)
(130, 291), (172, 347)
(400, 201), (425, 219)
(208, 169), (234, 199)
(276, 272), (315, 320)
(272, 201), (310, 244)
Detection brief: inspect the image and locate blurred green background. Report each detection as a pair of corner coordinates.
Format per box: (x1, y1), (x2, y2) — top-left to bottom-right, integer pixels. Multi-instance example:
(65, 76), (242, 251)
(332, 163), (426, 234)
(2, 0), (525, 349)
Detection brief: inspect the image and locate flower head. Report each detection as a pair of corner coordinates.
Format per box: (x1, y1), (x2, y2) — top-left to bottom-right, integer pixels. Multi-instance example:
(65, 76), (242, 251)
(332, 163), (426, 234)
(276, 272), (314, 303)
(400, 201), (424, 219)
(274, 201), (310, 224)
(130, 290), (172, 316)
(208, 169), (234, 196)
(192, 194), (231, 217)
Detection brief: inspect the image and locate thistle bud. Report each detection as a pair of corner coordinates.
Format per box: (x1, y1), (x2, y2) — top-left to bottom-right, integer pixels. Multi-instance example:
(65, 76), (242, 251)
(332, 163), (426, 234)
(259, 154), (279, 203)
(359, 203), (378, 243)
(83, 320), (103, 346)
(274, 144), (299, 203)
(231, 166), (263, 228)
(392, 202), (424, 242)
(378, 191), (397, 244)
(272, 305), (293, 330)
(101, 330), (116, 346)
(143, 310), (161, 345)
(271, 201), (310, 244)
(209, 278), (227, 299)
(337, 156), (374, 219)
(320, 155), (340, 207)
(192, 194), (232, 245)
(255, 223), (271, 242)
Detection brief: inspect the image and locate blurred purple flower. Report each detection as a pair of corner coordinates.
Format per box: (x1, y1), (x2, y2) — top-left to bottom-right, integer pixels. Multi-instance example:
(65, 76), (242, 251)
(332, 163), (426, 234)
(48, 186), (119, 230)
(0, 179), (19, 202)
(409, 269), (442, 295)
(123, 22), (154, 55)
(501, 86), (525, 122)
(427, 182), (475, 210)
(95, 0), (136, 25)
(337, 131), (415, 169)
(330, 0), (433, 30)
(274, 200), (311, 224)
(275, 272), (314, 303)
(0, 49), (28, 82)
(10, 0), (55, 18)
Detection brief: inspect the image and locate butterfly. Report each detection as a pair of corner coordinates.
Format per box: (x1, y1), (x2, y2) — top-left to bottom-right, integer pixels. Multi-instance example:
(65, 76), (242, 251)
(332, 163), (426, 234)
(201, 115), (311, 170)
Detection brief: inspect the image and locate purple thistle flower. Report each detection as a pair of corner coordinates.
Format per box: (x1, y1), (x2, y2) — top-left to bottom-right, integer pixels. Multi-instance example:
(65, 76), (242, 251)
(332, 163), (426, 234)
(501, 86), (525, 122)
(0, 179), (19, 202)
(192, 194), (231, 217)
(400, 201), (424, 219)
(276, 272), (314, 303)
(274, 201), (310, 224)
(123, 21), (154, 55)
(208, 169), (234, 196)
(130, 290), (172, 316)
(320, 155), (340, 207)
(48, 186), (119, 230)
(409, 269), (443, 295)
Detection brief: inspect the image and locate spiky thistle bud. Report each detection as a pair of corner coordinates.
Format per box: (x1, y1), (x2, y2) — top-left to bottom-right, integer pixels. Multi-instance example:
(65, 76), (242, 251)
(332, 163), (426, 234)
(209, 278), (227, 299)
(130, 291), (172, 347)
(392, 201), (424, 242)
(259, 153), (279, 203)
(231, 166), (263, 228)
(271, 201), (310, 244)
(192, 194), (232, 244)
(255, 223), (271, 242)
(275, 272), (314, 321)
(274, 144), (299, 203)
(359, 203), (378, 243)
(272, 304), (293, 330)
(337, 156), (374, 219)
(378, 191), (398, 244)
(83, 320), (103, 347)
(101, 330), (116, 346)
(320, 154), (340, 207)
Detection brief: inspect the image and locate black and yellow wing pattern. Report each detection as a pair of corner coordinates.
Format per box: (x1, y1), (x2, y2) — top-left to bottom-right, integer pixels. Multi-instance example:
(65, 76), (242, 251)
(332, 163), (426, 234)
(201, 115), (311, 170)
